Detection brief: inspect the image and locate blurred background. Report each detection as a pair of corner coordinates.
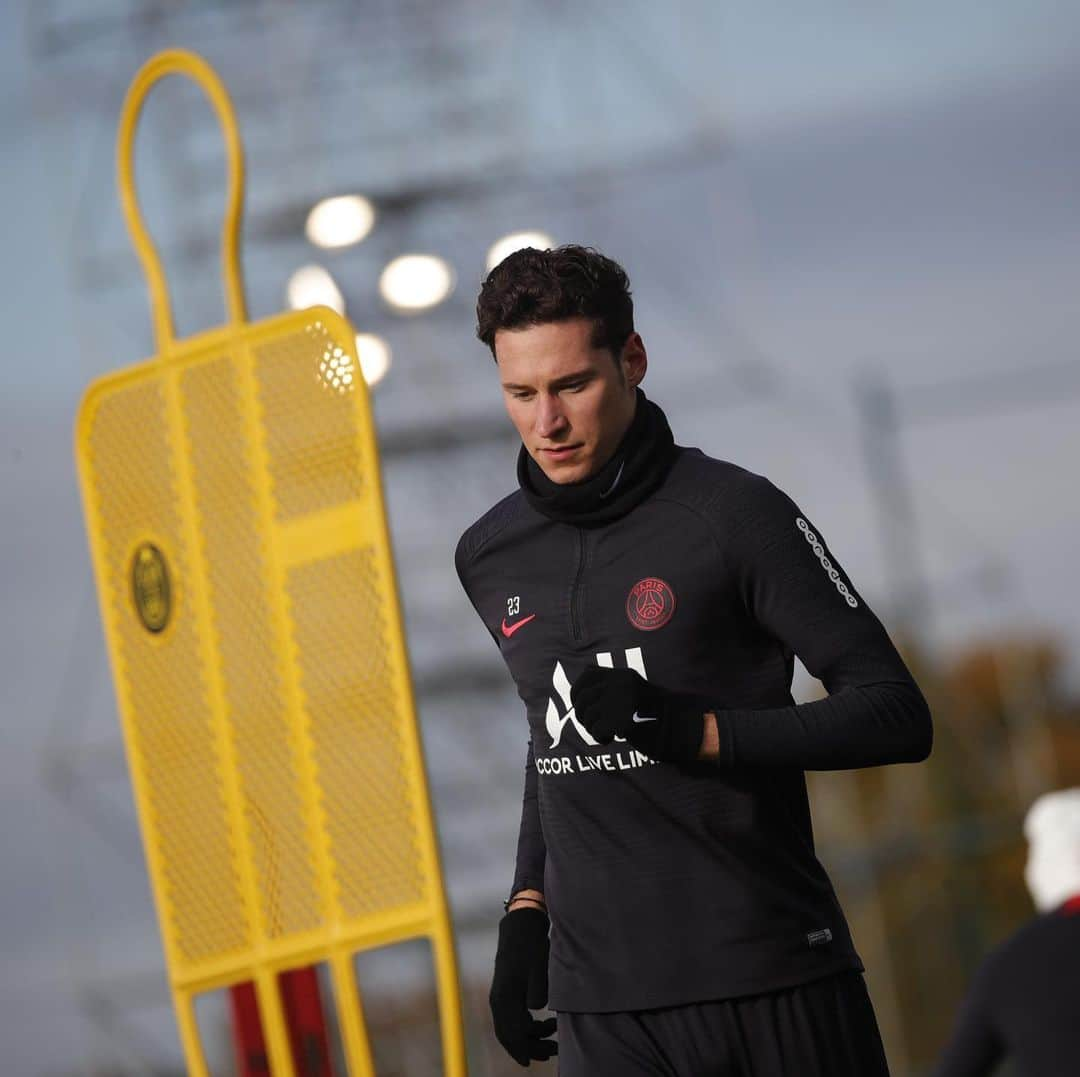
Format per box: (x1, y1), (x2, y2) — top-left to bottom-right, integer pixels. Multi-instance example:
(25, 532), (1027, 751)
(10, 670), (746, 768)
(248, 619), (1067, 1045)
(3, 1), (1080, 1074)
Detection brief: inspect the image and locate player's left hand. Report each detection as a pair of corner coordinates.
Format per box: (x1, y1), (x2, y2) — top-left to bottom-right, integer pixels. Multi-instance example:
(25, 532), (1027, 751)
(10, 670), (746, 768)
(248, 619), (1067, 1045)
(570, 666), (706, 763)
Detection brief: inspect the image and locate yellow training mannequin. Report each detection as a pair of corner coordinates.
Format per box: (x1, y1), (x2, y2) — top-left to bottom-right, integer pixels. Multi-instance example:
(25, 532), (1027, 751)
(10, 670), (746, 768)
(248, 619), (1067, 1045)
(74, 48), (466, 1077)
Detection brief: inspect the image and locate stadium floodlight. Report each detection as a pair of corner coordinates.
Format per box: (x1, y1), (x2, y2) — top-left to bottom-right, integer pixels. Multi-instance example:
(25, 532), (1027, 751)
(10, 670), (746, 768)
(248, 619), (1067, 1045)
(379, 254), (454, 313)
(305, 194), (376, 249)
(355, 333), (391, 387)
(287, 264), (345, 315)
(486, 230), (554, 271)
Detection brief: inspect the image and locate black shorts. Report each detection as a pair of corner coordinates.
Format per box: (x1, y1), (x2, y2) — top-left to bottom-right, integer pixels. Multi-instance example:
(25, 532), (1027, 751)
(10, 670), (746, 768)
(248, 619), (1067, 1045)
(557, 971), (890, 1077)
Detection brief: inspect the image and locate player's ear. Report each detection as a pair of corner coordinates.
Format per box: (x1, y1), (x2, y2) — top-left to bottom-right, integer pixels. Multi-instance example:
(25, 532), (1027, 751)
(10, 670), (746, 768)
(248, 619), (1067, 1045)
(620, 333), (647, 388)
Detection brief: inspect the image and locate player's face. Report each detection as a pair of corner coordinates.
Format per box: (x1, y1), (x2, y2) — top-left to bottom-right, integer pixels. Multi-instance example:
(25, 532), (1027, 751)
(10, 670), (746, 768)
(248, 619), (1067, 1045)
(495, 317), (647, 484)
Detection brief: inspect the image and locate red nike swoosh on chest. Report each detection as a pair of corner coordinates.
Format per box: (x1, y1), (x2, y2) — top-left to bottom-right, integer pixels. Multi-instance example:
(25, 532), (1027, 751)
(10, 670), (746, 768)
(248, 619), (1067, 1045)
(501, 613), (537, 638)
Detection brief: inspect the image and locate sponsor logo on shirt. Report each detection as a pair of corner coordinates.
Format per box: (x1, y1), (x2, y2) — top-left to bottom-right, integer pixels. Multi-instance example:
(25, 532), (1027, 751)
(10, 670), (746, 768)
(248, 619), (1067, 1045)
(626, 577), (676, 631)
(545, 647), (650, 748)
(538, 648), (662, 777)
(796, 518), (858, 608)
(545, 661), (599, 749)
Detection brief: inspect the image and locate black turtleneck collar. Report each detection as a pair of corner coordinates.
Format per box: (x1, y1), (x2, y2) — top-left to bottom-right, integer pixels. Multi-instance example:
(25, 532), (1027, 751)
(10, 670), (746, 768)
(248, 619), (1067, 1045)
(516, 388), (678, 526)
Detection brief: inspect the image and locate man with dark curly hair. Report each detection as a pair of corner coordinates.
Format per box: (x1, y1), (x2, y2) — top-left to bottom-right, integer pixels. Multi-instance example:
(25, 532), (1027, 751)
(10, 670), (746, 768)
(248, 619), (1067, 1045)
(455, 244), (932, 1075)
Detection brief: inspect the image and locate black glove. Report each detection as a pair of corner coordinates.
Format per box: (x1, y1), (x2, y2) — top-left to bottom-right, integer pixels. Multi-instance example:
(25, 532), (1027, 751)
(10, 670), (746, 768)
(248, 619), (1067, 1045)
(490, 907), (557, 1067)
(570, 666), (706, 763)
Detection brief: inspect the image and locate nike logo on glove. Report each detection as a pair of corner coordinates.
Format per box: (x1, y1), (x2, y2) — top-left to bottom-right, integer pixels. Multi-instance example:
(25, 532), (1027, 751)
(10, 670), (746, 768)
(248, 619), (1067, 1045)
(631, 712), (658, 723)
(501, 613), (537, 638)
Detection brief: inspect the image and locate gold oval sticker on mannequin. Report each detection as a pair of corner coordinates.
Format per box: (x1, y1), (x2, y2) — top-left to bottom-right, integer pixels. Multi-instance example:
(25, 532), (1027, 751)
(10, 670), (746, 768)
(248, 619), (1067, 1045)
(132, 543), (171, 633)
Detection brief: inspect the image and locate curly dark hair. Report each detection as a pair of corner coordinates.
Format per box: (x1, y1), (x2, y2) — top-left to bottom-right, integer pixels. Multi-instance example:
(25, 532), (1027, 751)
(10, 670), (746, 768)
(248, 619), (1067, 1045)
(476, 244), (634, 359)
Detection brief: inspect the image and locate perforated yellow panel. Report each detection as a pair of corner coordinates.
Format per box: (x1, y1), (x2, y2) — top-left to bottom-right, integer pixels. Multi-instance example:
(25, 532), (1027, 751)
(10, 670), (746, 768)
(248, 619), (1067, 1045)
(86, 379), (251, 966)
(74, 50), (465, 1077)
(287, 548), (428, 921)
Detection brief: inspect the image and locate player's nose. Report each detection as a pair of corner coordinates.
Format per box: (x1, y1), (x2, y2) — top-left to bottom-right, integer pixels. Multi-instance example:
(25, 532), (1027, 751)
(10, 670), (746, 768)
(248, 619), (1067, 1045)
(534, 394), (568, 439)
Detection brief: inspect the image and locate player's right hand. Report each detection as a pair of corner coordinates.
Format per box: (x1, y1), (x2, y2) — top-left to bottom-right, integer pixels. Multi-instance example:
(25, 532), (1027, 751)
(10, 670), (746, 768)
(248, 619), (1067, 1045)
(490, 906), (558, 1067)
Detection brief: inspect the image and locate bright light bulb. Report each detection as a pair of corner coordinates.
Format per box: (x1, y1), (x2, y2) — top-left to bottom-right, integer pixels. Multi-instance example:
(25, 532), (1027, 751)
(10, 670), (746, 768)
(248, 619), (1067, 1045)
(379, 254), (454, 313)
(486, 230), (554, 271)
(287, 265), (345, 315)
(355, 333), (391, 387)
(305, 195), (376, 249)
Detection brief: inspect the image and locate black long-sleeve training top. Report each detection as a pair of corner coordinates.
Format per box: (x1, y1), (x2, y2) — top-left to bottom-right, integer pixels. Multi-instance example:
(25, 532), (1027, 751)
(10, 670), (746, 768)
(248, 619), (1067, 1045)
(931, 903), (1080, 1077)
(455, 445), (932, 1012)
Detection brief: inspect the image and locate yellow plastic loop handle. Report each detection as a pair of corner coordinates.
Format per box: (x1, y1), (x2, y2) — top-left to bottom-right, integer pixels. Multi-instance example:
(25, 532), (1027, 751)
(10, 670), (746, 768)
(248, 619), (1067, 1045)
(117, 49), (248, 354)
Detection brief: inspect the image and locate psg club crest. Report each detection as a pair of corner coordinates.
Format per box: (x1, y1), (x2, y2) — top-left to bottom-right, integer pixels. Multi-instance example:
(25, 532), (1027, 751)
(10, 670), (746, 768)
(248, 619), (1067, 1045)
(626, 577), (676, 631)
